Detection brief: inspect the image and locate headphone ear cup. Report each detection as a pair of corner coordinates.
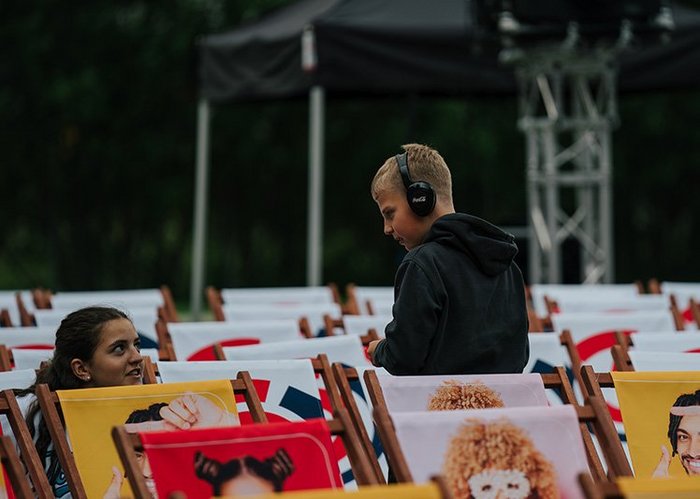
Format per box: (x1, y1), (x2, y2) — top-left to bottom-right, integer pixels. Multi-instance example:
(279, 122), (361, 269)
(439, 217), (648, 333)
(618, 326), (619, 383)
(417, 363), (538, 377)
(406, 182), (436, 217)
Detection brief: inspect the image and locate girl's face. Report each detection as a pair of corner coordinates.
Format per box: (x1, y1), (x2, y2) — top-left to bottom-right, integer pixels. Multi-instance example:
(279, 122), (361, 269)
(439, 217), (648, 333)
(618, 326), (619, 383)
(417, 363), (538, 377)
(82, 318), (143, 387)
(220, 473), (275, 496)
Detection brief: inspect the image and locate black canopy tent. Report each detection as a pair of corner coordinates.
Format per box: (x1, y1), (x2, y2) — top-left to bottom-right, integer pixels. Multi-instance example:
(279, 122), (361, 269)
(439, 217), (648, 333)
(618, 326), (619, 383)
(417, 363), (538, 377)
(191, 0), (700, 316)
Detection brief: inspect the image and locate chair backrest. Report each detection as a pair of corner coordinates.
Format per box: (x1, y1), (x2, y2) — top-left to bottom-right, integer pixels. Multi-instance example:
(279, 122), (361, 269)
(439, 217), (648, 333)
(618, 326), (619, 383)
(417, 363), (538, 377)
(222, 335), (371, 367)
(377, 404), (602, 498)
(345, 285), (393, 316)
(112, 408), (377, 499)
(341, 315), (392, 338)
(550, 295), (671, 314)
(0, 389), (54, 497)
(8, 347), (53, 371)
(163, 319), (303, 361)
(0, 326), (56, 348)
(591, 370), (700, 480)
(524, 333), (575, 404)
(629, 351), (700, 372)
(529, 284), (640, 318)
(222, 303), (343, 338)
(34, 377), (261, 498)
(220, 286), (338, 306)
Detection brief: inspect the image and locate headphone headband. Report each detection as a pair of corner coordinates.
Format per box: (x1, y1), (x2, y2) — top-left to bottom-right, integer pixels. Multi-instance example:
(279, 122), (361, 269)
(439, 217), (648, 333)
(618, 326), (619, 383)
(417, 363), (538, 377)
(396, 152), (413, 191)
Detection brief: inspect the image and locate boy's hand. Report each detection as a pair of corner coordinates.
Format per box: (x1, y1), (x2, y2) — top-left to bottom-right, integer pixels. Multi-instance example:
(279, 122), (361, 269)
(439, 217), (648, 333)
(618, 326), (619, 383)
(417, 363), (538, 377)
(367, 340), (382, 366)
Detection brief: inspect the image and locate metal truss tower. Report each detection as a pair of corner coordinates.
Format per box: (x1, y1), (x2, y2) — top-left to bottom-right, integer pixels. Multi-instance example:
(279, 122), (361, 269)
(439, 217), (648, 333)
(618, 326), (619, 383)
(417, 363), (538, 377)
(514, 45), (618, 284)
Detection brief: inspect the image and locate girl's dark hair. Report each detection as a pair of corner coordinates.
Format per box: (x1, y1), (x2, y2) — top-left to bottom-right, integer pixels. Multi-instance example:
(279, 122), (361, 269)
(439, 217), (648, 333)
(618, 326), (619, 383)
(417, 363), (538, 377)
(668, 389), (700, 455)
(194, 449), (294, 494)
(16, 306), (131, 465)
(125, 403), (168, 424)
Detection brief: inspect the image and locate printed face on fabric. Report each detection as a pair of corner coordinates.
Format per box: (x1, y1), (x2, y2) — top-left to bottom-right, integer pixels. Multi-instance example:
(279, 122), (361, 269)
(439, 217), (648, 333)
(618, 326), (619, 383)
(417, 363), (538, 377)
(375, 188), (430, 251)
(84, 318), (143, 387)
(676, 414), (700, 475)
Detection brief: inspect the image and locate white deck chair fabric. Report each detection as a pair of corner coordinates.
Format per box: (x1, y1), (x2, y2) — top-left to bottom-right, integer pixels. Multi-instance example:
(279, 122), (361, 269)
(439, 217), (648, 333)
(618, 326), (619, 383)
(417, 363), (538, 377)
(0, 327), (56, 348)
(168, 319), (302, 361)
(529, 283), (640, 317)
(628, 351), (700, 371)
(341, 315), (392, 337)
(222, 302), (342, 337)
(374, 372), (550, 412)
(220, 286), (336, 305)
(349, 286), (393, 315)
(551, 310), (676, 336)
(630, 332), (700, 353)
(11, 349), (53, 371)
(223, 335), (371, 367)
(524, 333), (573, 405)
(0, 369), (37, 391)
(49, 288), (164, 309)
(551, 295), (670, 314)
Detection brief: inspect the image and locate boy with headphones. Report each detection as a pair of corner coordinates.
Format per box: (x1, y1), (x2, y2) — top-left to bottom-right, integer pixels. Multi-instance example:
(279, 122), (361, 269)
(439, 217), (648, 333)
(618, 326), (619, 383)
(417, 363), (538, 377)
(367, 143), (529, 375)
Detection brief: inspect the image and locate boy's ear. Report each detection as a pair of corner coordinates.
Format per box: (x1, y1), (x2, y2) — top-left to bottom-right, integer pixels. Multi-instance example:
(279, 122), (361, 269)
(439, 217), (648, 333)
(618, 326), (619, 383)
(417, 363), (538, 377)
(70, 358), (91, 382)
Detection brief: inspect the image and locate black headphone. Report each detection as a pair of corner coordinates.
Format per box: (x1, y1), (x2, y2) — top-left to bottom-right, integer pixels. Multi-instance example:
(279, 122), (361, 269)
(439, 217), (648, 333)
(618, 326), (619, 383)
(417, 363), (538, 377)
(395, 152), (436, 217)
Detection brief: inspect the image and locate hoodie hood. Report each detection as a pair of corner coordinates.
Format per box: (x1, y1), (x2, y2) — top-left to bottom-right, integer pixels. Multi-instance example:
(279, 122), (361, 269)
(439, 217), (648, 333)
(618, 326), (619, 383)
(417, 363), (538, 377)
(422, 213), (518, 276)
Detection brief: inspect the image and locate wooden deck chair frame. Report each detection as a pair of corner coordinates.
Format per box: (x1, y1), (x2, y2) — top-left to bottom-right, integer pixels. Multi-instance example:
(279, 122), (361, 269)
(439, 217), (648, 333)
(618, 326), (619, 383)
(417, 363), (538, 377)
(0, 433), (35, 498)
(0, 346), (11, 372)
(0, 389), (54, 498)
(34, 373), (268, 499)
(0, 309), (12, 327)
(17, 292), (35, 327)
(691, 297), (700, 328)
(360, 367), (612, 482)
(205, 286), (225, 321)
(344, 283), (363, 315)
(669, 294), (687, 331)
(578, 472), (624, 499)
(610, 345), (634, 372)
(158, 285), (179, 323)
(112, 406), (378, 499)
(372, 391), (631, 484)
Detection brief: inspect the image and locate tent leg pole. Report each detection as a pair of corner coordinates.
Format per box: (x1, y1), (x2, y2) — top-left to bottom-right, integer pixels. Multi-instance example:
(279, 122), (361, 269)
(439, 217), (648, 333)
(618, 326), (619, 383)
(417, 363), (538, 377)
(190, 98), (211, 320)
(307, 86), (325, 287)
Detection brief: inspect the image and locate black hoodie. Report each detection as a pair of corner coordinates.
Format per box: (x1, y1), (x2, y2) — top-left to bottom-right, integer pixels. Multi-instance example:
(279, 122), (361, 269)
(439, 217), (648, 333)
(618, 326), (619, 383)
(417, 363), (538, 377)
(372, 213), (529, 375)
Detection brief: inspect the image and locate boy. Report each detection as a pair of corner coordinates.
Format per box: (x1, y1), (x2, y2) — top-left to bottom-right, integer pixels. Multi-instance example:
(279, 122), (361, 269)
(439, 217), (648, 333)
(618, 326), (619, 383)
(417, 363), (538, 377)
(367, 143), (529, 375)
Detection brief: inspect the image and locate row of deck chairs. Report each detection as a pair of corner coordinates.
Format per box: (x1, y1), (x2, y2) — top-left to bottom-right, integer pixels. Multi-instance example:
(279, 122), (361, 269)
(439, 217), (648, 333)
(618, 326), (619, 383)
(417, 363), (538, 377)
(0, 281), (698, 497)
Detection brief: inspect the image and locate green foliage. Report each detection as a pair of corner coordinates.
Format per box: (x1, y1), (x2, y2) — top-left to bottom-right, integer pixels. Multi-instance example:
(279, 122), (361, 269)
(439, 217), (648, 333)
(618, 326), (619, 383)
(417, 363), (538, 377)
(1, 0), (699, 308)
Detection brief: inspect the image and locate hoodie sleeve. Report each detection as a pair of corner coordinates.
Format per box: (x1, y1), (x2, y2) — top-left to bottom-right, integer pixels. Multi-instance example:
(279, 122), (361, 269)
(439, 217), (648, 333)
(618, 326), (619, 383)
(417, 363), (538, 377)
(372, 257), (442, 375)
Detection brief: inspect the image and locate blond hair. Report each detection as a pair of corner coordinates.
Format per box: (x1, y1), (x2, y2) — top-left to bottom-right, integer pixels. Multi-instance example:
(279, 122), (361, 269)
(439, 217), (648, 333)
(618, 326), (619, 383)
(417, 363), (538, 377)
(443, 418), (559, 499)
(370, 144), (453, 203)
(427, 380), (505, 411)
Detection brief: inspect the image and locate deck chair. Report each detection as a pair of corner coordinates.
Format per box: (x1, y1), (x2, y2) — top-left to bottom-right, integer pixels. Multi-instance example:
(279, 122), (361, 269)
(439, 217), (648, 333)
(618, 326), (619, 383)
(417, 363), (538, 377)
(222, 302), (343, 338)
(529, 284), (642, 321)
(0, 388), (54, 497)
(0, 433), (35, 498)
(221, 335), (372, 368)
(0, 346), (53, 371)
(373, 400), (629, 499)
(325, 315), (392, 339)
(581, 369), (700, 481)
(344, 285), (393, 316)
(361, 368), (616, 483)
(208, 285), (341, 321)
(34, 376), (265, 498)
(112, 408), (378, 498)
(157, 319), (304, 361)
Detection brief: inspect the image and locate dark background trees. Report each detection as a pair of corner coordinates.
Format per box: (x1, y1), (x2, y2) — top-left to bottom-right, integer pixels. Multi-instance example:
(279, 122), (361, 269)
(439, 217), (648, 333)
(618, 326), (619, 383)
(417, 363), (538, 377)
(2, 0), (699, 307)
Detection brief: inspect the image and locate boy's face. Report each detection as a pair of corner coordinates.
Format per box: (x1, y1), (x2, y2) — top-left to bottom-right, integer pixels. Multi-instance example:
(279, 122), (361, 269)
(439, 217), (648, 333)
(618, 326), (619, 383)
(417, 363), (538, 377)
(375, 188), (431, 251)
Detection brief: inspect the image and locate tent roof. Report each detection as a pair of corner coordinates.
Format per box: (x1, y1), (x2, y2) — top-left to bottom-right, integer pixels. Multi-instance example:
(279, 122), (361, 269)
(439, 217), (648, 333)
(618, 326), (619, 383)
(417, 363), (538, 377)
(199, 0), (700, 103)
